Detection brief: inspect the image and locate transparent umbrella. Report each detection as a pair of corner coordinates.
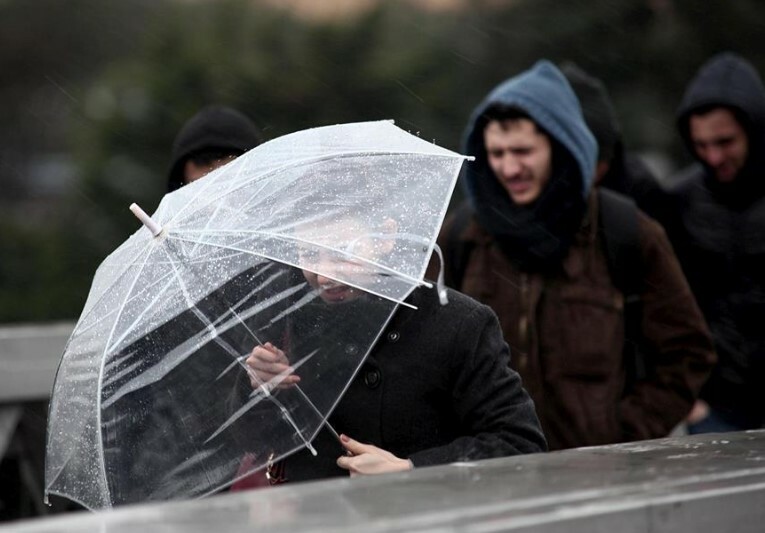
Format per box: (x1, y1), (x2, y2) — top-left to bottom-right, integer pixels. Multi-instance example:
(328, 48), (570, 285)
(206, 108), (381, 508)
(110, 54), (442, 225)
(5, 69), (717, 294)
(44, 120), (471, 510)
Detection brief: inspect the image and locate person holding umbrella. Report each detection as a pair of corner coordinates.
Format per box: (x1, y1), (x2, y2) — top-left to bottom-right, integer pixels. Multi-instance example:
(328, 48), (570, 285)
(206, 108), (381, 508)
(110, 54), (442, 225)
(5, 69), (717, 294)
(243, 180), (547, 483)
(45, 120), (544, 509)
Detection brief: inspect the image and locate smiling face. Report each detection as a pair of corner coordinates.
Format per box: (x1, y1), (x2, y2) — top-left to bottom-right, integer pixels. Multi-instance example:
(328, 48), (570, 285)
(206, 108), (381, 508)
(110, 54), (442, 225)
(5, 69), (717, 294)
(483, 119), (553, 206)
(299, 242), (366, 304)
(689, 108), (749, 183)
(296, 217), (396, 304)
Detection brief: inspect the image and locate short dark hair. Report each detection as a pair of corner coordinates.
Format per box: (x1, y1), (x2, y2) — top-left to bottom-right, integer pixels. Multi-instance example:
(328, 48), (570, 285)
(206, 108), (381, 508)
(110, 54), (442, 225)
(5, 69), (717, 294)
(479, 103), (549, 137)
(688, 104), (750, 132)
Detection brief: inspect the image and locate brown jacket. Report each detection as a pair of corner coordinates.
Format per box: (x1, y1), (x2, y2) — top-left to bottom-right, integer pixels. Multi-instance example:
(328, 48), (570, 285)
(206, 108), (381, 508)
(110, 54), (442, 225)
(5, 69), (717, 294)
(435, 194), (716, 450)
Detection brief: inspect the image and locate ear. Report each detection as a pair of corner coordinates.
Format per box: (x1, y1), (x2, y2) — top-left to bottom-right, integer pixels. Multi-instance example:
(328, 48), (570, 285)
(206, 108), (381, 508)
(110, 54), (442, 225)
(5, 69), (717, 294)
(378, 218), (398, 255)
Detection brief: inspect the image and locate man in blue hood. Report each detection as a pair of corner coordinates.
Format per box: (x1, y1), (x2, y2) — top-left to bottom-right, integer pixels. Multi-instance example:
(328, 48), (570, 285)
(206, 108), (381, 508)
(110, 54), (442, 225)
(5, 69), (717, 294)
(666, 52), (765, 433)
(436, 61), (715, 450)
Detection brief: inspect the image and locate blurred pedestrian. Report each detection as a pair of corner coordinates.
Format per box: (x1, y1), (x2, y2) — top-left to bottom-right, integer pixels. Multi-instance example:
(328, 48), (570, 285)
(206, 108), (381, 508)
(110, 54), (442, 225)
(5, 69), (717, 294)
(168, 105), (262, 192)
(666, 52), (765, 433)
(435, 60), (715, 450)
(560, 62), (668, 223)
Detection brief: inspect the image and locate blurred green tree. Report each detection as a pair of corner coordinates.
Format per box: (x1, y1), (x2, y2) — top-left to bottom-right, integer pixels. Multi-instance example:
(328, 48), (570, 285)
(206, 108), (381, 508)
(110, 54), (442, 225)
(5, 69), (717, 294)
(2, 0), (765, 322)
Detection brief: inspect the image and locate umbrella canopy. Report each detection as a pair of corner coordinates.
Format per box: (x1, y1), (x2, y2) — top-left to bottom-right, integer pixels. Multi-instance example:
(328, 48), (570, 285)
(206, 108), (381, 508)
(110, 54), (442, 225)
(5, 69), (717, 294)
(45, 120), (470, 510)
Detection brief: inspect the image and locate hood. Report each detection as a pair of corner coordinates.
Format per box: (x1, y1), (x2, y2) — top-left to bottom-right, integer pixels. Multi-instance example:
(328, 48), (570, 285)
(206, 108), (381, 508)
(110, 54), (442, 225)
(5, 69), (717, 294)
(560, 62), (622, 166)
(463, 60), (597, 203)
(676, 52), (765, 205)
(459, 60), (597, 272)
(677, 52), (765, 158)
(560, 62), (655, 197)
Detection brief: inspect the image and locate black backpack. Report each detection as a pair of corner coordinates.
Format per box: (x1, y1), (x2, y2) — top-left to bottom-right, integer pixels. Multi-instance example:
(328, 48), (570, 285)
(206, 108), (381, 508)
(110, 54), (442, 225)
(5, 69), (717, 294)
(446, 188), (646, 385)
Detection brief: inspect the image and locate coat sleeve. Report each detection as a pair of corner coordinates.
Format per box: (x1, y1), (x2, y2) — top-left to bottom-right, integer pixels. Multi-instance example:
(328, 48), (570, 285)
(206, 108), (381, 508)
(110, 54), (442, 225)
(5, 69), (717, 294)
(408, 302), (547, 467)
(617, 214), (717, 440)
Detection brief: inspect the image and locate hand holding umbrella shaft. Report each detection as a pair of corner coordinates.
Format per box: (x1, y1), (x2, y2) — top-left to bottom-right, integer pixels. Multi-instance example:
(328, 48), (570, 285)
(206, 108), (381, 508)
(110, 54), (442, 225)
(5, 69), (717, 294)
(336, 434), (413, 476)
(246, 342), (301, 390)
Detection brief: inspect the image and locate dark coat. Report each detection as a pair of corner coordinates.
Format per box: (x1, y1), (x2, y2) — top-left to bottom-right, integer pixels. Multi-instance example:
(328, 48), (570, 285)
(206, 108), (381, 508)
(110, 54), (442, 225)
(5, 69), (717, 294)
(601, 151), (669, 224)
(666, 52), (765, 427)
(438, 194), (715, 450)
(282, 286), (547, 482)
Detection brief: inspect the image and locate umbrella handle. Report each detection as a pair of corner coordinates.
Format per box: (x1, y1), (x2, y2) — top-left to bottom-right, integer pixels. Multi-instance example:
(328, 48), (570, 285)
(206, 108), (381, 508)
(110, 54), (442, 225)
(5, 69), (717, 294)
(130, 203), (163, 237)
(432, 244), (449, 306)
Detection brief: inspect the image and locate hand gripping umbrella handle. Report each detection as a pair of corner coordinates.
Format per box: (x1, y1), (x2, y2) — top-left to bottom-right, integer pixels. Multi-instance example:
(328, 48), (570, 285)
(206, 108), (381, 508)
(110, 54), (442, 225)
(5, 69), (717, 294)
(130, 203), (163, 237)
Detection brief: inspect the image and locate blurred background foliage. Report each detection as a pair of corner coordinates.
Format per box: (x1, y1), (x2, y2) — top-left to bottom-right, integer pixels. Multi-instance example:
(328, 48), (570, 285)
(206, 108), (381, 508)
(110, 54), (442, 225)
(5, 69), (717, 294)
(1, 0), (764, 322)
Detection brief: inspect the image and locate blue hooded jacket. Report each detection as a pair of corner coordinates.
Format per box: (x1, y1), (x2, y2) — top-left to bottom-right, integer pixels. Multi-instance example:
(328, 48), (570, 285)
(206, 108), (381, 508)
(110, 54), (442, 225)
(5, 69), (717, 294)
(463, 60), (597, 201)
(460, 60), (598, 271)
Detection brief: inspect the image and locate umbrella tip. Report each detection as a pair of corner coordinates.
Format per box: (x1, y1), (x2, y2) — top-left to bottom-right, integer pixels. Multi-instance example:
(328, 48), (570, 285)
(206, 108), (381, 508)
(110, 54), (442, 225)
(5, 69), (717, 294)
(130, 203), (163, 237)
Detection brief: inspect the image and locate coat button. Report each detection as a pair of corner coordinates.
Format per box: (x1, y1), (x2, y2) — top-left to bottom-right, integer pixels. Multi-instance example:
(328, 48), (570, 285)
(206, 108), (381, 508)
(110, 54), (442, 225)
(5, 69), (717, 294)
(364, 369), (381, 388)
(387, 331), (400, 343)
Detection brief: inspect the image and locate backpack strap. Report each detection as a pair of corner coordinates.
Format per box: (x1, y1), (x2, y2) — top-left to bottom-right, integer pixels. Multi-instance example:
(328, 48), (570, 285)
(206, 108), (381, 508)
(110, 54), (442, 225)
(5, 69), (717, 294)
(598, 188), (641, 296)
(597, 188), (646, 386)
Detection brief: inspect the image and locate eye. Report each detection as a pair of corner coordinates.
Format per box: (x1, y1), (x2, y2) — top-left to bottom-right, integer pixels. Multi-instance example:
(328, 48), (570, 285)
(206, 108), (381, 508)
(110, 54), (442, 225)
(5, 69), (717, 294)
(512, 147), (532, 156)
(717, 137), (734, 148)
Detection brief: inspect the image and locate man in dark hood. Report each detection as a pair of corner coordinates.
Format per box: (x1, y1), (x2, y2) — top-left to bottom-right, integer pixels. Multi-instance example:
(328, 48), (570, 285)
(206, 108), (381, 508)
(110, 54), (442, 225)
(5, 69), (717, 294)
(167, 105), (262, 192)
(666, 52), (765, 432)
(436, 60), (715, 450)
(560, 62), (667, 223)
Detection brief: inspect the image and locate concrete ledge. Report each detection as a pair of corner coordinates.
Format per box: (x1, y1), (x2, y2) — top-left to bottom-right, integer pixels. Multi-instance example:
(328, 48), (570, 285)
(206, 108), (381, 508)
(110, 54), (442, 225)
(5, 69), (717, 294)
(5, 430), (765, 532)
(0, 322), (73, 403)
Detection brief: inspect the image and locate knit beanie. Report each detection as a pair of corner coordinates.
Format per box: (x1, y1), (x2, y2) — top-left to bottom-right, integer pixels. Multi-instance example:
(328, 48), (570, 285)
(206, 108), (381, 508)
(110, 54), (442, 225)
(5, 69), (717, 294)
(168, 105), (262, 191)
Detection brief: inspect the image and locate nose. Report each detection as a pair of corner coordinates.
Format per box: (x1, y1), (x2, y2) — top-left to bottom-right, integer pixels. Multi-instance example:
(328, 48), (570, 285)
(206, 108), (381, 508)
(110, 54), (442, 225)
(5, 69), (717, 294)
(704, 146), (726, 167)
(498, 153), (522, 179)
